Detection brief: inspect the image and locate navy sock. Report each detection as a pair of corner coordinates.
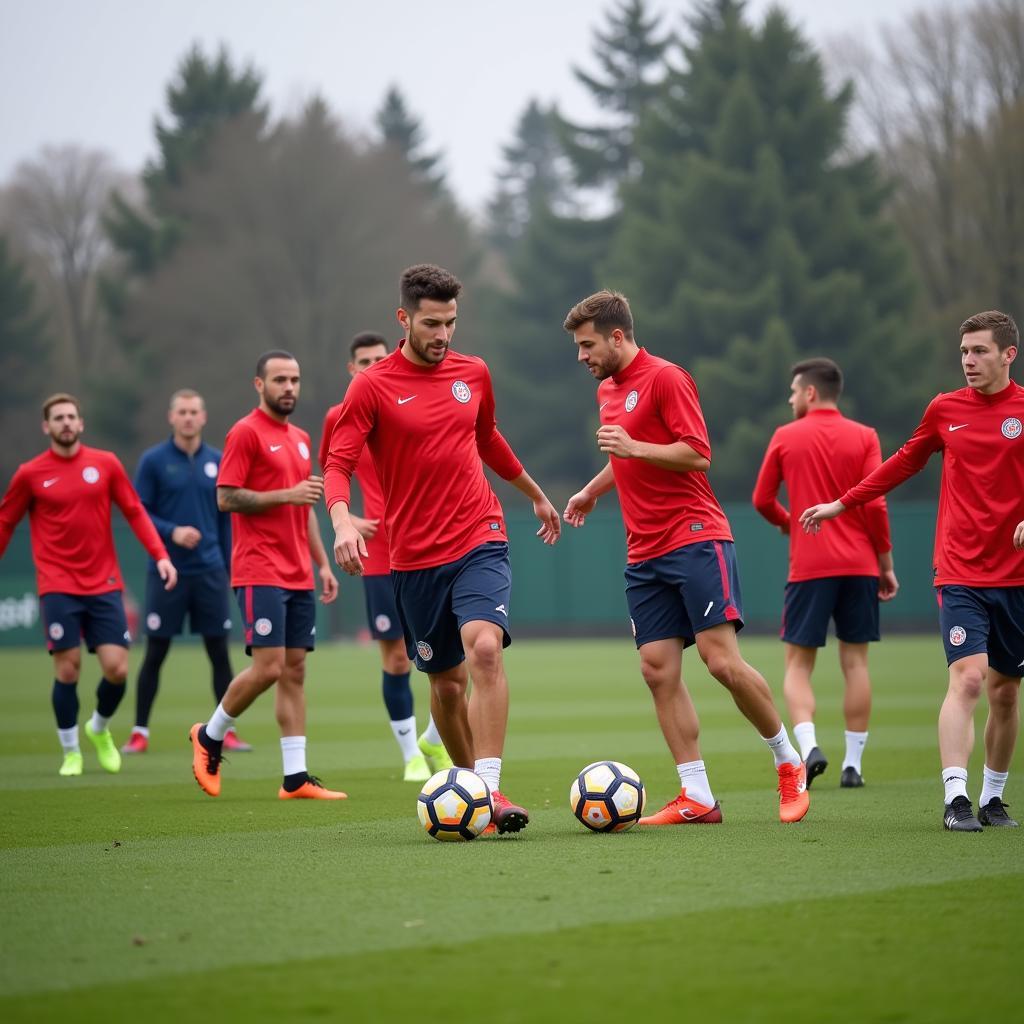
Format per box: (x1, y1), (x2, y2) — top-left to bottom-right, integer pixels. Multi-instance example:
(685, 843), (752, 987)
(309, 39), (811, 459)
(381, 670), (413, 721)
(95, 678), (125, 719)
(51, 680), (79, 729)
(283, 771), (309, 792)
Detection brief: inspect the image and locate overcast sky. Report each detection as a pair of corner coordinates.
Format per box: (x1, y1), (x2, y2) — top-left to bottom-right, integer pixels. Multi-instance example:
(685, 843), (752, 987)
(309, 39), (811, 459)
(1, 0), (931, 214)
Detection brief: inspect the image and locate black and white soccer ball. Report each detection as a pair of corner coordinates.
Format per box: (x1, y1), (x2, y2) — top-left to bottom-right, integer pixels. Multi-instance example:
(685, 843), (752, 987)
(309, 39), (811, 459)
(570, 760), (646, 832)
(417, 768), (493, 842)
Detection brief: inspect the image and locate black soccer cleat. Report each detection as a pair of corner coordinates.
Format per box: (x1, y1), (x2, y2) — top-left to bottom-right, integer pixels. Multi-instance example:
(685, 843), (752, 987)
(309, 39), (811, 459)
(840, 766), (864, 788)
(943, 795), (983, 832)
(804, 747), (828, 788)
(978, 798), (1018, 827)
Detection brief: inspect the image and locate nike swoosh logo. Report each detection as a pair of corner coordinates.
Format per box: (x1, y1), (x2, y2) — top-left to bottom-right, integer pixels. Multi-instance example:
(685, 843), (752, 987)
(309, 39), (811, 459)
(397, 396), (417, 405)
(599, 402), (609, 411)
(679, 807), (703, 820)
(398, 728), (411, 735)
(43, 478), (58, 488)
(703, 601), (714, 617)
(269, 445), (282, 452)
(1018, 658), (1024, 668)
(948, 424), (968, 432)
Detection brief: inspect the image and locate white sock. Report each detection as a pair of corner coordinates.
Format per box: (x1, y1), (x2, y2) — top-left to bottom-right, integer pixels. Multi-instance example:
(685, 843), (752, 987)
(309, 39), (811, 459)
(942, 766), (969, 803)
(58, 726), (79, 753)
(793, 721), (817, 760)
(421, 715), (442, 746)
(843, 730), (868, 772)
(979, 765), (1009, 807)
(89, 711), (111, 734)
(206, 703), (237, 742)
(474, 757), (501, 793)
(281, 735), (307, 777)
(676, 760), (715, 806)
(764, 725), (801, 767)
(391, 716), (420, 761)
(131, 726), (150, 737)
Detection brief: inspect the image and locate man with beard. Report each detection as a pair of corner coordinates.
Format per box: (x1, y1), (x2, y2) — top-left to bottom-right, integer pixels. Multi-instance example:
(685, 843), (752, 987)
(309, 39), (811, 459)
(324, 265), (562, 834)
(189, 352), (343, 801)
(0, 393), (178, 776)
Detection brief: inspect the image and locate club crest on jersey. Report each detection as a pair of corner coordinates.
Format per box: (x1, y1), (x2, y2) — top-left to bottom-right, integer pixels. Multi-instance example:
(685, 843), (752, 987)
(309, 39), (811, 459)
(298, 441), (310, 460)
(375, 614), (392, 633)
(949, 626), (967, 647)
(48, 622), (64, 641)
(625, 390), (639, 413)
(1001, 417), (1022, 440)
(254, 617), (273, 637)
(146, 613), (161, 631)
(82, 466), (99, 484)
(204, 461), (218, 478)
(416, 640), (434, 661)
(452, 380), (471, 404)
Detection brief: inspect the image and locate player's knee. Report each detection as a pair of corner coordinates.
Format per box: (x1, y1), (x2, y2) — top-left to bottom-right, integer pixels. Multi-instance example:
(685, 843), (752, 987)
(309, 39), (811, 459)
(254, 654), (285, 683)
(950, 667), (985, 701)
(431, 676), (464, 707)
(704, 651), (740, 688)
(467, 631), (502, 675)
(639, 657), (671, 692)
(383, 649), (411, 675)
(989, 681), (1019, 713)
(54, 664), (79, 684)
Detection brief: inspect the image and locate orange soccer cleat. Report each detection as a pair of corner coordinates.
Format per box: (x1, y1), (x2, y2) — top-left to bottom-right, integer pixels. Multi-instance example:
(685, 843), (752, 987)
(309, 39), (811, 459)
(278, 775), (348, 800)
(189, 723), (222, 797)
(639, 789), (723, 825)
(777, 761), (810, 823)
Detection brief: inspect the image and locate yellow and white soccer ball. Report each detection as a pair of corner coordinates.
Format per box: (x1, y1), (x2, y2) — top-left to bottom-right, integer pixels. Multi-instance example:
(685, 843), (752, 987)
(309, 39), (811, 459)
(417, 768), (493, 841)
(570, 760), (646, 832)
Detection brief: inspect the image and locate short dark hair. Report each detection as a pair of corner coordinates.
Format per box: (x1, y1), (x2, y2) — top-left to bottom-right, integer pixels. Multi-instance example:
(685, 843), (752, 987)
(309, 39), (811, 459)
(399, 264), (462, 311)
(960, 310), (1019, 351)
(255, 349), (297, 379)
(563, 290), (634, 339)
(42, 392), (81, 420)
(792, 358), (843, 401)
(350, 332), (389, 359)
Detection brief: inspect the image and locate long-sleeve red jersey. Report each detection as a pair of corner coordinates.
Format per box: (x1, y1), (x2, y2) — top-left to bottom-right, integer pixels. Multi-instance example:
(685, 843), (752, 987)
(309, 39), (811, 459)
(0, 445), (168, 596)
(323, 345), (523, 571)
(840, 381), (1024, 587)
(753, 409), (891, 582)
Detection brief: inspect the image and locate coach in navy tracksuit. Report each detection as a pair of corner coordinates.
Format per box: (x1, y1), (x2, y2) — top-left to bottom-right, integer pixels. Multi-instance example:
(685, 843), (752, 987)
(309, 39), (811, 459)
(122, 389), (252, 754)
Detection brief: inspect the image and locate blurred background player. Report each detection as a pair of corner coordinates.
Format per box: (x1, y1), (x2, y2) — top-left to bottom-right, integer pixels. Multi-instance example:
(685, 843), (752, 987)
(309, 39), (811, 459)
(753, 358), (898, 788)
(0, 393), (177, 775)
(319, 332), (450, 782)
(190, 351), (342, 800)
(325, 264), (562, 834)
(801, 310), (1022, 832)
(123, 389), (251, 754)
(563, 291), (809, 825)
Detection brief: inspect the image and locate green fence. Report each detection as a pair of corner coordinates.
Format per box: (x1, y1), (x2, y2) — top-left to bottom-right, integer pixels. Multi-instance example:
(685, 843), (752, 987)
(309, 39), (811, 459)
(0, 502), (938, 646)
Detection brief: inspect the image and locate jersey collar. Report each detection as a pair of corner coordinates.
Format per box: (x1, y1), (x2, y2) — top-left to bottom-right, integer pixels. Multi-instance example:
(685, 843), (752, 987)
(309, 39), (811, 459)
(611, 346), (649, 386)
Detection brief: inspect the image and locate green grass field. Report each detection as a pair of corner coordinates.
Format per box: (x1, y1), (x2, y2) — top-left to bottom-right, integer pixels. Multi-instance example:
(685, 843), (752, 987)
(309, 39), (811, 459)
(1, 636), (1021, 1023)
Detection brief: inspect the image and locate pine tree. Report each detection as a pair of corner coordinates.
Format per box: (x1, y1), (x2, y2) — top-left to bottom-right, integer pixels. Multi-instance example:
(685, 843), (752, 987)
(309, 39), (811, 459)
(375, 86), (445, 195)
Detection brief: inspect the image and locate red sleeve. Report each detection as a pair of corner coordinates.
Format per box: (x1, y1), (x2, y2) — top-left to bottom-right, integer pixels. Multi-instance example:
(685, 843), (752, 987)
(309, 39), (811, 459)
(217, 422), (257, 489)
(653, 367), (712, 461)
(752, 433), (790, 533)
(318, 405), (341, 472)
(0, 465), (31, 559)
(860, 430), (892, 554)
(841, 397), (942, 508)
(475, 364), (523, 481)
(110, 455), (168, 561)
(324, 373), (376, 510)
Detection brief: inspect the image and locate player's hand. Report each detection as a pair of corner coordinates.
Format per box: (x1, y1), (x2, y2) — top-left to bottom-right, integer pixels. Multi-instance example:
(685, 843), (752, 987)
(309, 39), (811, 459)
(563, 489), (597, 527)
(351, 515), (379, 540)
(533, 496), (561, 545)
(596, 424), (638, 458)
(156, 558), (178, 591)
(318, 564), (339, 604)
(799, 500), (846, 533)
(878, 569), (899, 602)
(1015, 521), (1024, 549)
(333, 522), (368, 576)
(171, 525), (202, 549)
(289, 475), (324, 506)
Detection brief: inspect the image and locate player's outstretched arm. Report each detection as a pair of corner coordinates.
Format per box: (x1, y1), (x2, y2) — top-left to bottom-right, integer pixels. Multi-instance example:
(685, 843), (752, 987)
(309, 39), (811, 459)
(308, 507), (338, 603)
(507, 470), (561, 545)
(798, 500), (846, 533)
(564, 461), (616, 528)
(328, 499), (368, 576)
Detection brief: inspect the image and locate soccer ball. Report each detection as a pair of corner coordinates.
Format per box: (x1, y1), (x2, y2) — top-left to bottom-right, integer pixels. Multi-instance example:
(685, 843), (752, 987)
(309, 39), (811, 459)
(417, 768), (493, 842)
(570, 760), (646, 832)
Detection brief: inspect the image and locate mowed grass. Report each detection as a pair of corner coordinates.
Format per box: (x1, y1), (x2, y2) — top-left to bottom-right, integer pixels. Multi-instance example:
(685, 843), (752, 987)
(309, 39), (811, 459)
(0, 636), (1021, 1023)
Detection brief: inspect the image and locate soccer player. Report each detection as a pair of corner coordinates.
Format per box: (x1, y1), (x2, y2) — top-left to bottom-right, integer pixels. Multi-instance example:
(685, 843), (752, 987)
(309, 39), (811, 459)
(324, 264), (561, 834)
(123, 389), (251, 754)
(319, 332), (450, 782)
(0, 393), (177, 775)
(189, 351), (343, 800)
(801, 310), (1023, 832)
(753, 358), (899, 788)
(562, 291), (810, 825)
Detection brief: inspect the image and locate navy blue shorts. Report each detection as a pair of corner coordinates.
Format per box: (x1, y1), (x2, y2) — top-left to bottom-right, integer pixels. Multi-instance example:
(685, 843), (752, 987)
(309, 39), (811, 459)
(392, 542), (512, 674)
(40, 591), (130, 653)
(624, 540), (744, 649)
(363, 574), (405, 641)
(937, 585), (1024, 677)
(145, 567), (231, 638)
(781, 576), (880, 647)
(236, 586), (316, 655)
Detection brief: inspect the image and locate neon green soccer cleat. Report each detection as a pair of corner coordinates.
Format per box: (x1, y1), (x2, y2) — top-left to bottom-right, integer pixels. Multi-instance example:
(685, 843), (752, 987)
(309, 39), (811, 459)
(417, 734), (453, 773)
(59, 751), (83, 777)
(403, 753), (431, 782)
(84, 722), (122, 773)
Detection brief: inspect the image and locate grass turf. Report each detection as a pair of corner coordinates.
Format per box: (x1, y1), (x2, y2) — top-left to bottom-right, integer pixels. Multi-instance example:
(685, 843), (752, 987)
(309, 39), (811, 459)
(0, 636), (1021, 1022)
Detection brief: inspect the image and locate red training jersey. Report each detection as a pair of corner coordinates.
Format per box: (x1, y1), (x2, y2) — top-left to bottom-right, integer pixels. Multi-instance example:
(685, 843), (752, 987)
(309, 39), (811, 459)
(218, 408), (314, 589)
(319, 403), (390, 576)
(598, 348), (732, 563)
(840, 381), (1024, 588)
(753, 409), (891, 582)
(0, 445), (168, 596)
(324, 345), (523, 571)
